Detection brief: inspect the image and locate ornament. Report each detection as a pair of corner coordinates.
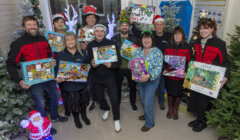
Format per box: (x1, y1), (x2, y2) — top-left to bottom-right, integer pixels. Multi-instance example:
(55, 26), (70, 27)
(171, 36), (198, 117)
(20, 110), (53, 140)
(193, 35), (198, 40)
(200, 9), (208, 18)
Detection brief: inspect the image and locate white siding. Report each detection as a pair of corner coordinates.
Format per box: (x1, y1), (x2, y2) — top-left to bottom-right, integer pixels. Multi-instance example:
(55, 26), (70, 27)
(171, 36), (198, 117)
(0, 0), (19, 52)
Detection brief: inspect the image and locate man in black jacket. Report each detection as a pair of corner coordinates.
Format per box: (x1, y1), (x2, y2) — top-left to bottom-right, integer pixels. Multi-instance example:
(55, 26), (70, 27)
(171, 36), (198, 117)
(6, 16), (68, 135)
(111, 14), (138, 111)
(87, 24), (122, 132)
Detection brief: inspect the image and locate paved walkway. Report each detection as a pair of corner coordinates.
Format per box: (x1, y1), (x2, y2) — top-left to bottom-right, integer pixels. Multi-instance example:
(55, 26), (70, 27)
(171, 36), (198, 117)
(52, 96), (218, 140)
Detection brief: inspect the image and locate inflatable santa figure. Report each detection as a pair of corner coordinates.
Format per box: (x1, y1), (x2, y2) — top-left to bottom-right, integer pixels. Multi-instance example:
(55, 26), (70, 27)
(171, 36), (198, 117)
(20, 110), (53, 140)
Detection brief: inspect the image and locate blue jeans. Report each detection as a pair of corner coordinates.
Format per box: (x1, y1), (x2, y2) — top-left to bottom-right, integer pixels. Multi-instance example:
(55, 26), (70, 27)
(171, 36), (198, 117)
(158, 75), (165, 103)
(29, 80), (60, 119)
(88, 71), (97, 102)
(138, 78), (160, 128)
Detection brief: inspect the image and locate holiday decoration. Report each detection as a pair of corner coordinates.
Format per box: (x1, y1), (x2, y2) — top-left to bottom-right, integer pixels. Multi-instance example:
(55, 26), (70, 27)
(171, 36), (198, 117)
(206, 26), (240, 139)
(20, 110), (52, 140)
(64, 5), (78, 35)
(0, 48), (33, 139)
(106, 13), (116, 40)
(119, 10), (129, 24)
(160, 0), (192, 39)
(160, 0), (180, 32)
(30, 0), (45, 33)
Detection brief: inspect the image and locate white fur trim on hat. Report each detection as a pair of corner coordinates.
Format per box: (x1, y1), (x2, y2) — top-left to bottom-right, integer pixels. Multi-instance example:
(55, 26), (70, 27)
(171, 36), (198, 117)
(93, 24), (106, 32)
(154, 18), (164, 23)
(52, 14), (65, 21)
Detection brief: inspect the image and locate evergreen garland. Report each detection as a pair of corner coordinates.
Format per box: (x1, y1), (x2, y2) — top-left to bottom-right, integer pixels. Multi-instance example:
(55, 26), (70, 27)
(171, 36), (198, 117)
(206, 26), (240, 139)
(30, 0), (45, 34)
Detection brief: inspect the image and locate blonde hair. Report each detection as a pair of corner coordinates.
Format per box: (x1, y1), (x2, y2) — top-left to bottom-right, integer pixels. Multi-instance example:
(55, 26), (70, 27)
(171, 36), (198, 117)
(63, 32), (83, 55)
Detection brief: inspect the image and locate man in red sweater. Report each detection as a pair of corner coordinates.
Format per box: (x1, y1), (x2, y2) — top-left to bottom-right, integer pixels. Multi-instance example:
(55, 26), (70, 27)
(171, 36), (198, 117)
(6, 16), (68, 135)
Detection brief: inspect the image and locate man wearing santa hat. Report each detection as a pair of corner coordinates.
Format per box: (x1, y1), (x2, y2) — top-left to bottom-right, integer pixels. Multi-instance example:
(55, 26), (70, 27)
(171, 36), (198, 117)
(130, 15), (171, 111)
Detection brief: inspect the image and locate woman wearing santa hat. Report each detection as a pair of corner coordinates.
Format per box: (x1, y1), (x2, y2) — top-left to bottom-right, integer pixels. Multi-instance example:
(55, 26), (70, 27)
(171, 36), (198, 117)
(78, 5), (101, 112)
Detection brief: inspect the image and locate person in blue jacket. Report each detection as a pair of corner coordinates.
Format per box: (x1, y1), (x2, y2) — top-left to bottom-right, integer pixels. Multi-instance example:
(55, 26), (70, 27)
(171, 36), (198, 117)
(55, 32), (90, 129)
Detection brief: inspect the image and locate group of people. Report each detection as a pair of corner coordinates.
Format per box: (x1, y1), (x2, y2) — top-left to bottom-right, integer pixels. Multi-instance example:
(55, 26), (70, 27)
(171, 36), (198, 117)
(6, 5), (230, 137)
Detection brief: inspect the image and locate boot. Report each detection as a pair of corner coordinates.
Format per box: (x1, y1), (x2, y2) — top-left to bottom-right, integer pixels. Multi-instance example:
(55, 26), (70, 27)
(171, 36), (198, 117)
(81, 109), (91, 125)
(192, 120), (207, 132)
(173, 97), (181, 120)
(166, 96), (174, 119)
(72, 111), (82, 128)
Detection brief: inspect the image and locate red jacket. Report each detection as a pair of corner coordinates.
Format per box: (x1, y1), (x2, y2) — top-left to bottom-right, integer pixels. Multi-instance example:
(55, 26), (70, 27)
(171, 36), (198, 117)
(6, 33), (52, 83)
(164, 42), (193, 80)
(194, 37), (230, 79)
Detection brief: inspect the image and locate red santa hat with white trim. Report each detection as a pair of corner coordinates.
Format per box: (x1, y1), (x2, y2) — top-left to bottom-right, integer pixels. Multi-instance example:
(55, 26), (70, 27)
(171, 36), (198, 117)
(52, 13), (66, 22)
(152, 15), (164, 24)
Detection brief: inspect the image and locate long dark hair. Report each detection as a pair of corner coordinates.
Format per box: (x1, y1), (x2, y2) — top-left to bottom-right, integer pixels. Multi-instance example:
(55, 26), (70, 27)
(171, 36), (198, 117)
(198, 18), (217, 37)
(139, 31), (155, 49)
(169, 26), (186, 46)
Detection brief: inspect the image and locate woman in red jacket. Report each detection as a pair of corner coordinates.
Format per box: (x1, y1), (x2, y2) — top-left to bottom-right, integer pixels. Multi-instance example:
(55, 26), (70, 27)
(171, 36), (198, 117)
(188, 18), (230, 132)
(163, 26), (192, 120)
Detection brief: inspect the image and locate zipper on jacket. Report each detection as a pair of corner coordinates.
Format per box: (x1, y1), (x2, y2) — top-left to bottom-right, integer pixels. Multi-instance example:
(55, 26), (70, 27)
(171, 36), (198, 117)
(35, 43), (42, 58)
(200, 43), (207, 62)
(32, 45), (40, 57)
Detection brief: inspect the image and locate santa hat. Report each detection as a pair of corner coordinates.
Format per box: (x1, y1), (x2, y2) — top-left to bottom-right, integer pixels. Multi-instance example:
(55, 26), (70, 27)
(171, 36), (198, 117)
(52, 13), (66, 22)
(93, 24), (106, 33)
(152, 15), (164, 24)
(29, 110), (41, 121)
(82, 5), (100, 22)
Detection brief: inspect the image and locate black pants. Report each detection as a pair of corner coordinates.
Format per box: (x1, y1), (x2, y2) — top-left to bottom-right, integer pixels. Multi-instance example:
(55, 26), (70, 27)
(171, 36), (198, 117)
(93, 76), (120, 120)
(116, 68), (136, 105)
(188, 91), (212, 120)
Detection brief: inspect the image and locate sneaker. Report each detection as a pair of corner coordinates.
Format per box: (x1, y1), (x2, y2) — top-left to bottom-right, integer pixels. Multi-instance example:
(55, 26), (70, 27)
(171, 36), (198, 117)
(52, 116), (68, 123)
(89, 102), (96, 111)
(131, 104), (137, 112)
(114, 120), (121, 133)
(102, 110), (109, 121)
(160, 103), (166, 110)
(50, 127), (57, 135)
